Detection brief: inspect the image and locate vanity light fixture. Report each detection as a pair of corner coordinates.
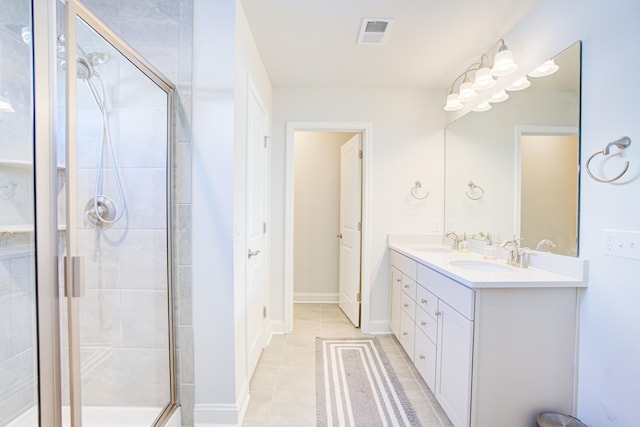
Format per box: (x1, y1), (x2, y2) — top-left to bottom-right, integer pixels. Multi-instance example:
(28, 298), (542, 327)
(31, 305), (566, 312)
(506, 76), (531, 91)
(442, 38), (517, 112)
(472, 101), (492, 112)
(444, 92), (464, 111)
(0, 96), (15, 113)
(490, 40), (518, 76)
(472, 66), (496, 90)
(458, 77), (478, 102)
(528, 59), (559, 78)
(489, 90), (509, 103)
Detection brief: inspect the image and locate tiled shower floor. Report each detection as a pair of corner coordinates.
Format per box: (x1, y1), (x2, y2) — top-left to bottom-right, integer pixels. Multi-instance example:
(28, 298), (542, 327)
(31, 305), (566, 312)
(242, 303), (452, 426)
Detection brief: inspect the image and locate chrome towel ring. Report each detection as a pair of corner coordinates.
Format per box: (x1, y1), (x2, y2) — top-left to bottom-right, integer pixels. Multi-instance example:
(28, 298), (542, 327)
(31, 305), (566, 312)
(586, 136), (631, 183)
(465, 181), (484, 200)
(410, 180), (429, 200)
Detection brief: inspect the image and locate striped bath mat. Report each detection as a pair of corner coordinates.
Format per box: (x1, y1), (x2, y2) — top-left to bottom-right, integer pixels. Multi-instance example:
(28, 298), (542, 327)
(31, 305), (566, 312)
(316, 337), (421, 426)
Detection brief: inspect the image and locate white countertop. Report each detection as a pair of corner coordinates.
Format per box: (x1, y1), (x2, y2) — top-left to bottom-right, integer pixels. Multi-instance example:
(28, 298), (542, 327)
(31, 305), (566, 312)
(388, 235), (588, 289)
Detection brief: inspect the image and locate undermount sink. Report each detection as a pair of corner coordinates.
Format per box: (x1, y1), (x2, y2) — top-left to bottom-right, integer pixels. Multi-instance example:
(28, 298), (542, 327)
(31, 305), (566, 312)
(448, 260), (512, 272)
(410, 245), (451, 253)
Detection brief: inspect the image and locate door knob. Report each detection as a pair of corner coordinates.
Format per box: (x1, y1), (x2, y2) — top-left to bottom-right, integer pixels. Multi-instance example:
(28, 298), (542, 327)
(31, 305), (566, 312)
(337, 233), (343, 239)
(248, 249), (260, 259)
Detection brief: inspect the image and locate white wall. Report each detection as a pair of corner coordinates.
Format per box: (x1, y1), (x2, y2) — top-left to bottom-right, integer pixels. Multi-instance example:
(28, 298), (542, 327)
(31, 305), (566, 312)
(491, 1), (640, 425)
(271, 88), (444, 332)
(192, 0), (271, 424)
(293, 132), (354, 302)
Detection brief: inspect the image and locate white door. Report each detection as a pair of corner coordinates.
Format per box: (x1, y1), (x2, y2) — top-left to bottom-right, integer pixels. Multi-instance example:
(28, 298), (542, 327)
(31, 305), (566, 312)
(338, 134), (362, 327)
(246, 86), (268, 377)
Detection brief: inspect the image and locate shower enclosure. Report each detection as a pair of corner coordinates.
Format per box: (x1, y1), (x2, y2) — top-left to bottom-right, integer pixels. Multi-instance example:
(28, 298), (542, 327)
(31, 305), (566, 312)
(1, 0), (180, 425)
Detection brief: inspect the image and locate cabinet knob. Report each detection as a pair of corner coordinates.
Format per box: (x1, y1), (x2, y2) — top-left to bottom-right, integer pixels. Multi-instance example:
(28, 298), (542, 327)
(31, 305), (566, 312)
(420, 321), (427, 326)
(421, 298), (427, 304)
(403, 303), (409, 308)
(403, 332), (408, 336)
(435, 311), (442, 317)
(419, 354), (425, 360)
(404, 284), (410, 289)
(396, 278), (401, 283)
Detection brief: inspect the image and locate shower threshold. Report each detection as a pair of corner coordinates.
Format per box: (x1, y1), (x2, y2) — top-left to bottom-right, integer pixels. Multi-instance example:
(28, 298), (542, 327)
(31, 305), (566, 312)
(7, 405), (181, 427)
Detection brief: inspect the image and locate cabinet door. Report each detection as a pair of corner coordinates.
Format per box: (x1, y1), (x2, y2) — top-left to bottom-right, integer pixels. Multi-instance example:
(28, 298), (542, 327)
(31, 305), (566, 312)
(390, 267), (402, 337)
(436, 300), (473, 427)
(415, 329), (436, 391)
(399, 310), (415, 361)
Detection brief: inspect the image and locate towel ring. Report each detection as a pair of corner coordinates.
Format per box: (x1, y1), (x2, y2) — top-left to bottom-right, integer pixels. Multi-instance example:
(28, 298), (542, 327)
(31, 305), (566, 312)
(410, 181), (429, 200)
(586, 136), (631, 183)
(465, 181), (484, 200)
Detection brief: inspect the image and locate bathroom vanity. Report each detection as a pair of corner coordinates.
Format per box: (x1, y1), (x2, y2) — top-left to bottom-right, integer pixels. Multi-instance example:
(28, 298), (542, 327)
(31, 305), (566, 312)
(388, 236), (587, 427)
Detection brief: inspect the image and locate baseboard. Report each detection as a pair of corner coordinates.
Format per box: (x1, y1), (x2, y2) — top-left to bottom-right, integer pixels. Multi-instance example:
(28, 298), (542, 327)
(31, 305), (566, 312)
(270, 319), (285, 334)
(367, 319), (392, 335)
(194, 402), (242, 427)
(293, 292), (338, 303)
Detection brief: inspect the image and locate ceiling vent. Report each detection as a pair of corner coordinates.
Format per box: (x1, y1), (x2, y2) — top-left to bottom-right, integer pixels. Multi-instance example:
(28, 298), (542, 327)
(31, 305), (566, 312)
(357, 18), (394, 45)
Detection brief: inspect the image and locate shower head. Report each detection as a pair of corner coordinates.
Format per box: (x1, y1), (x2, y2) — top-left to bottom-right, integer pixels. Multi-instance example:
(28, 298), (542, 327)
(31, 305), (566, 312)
(57, 36), (109, 80)
(76, 55), (93, 79)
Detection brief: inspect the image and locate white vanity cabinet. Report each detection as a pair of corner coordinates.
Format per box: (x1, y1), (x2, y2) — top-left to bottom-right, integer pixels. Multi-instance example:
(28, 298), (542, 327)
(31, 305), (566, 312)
(389, 248), (580, 427)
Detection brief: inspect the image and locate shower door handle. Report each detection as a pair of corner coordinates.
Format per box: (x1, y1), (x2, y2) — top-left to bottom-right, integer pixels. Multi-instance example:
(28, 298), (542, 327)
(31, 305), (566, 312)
(64, 256), (85, 298)
(248, 249), (260, 259)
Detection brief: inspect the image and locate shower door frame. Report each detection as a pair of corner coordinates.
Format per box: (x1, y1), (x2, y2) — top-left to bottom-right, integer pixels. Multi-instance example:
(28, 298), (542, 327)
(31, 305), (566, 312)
(33, 0), (179, 425)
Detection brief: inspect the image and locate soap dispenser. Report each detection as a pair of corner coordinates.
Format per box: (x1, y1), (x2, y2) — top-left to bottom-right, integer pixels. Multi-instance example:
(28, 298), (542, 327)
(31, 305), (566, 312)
(459, 233), (471, 253)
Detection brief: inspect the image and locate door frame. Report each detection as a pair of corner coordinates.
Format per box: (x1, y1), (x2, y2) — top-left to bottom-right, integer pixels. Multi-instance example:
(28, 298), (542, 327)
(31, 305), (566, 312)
(284, 122), (372, 333)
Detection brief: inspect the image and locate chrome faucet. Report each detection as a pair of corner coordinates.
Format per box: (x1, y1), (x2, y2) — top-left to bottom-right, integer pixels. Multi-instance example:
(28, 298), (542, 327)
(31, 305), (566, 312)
(444, 231), (460, 250)
(501, 239), (533, 268)
(501, 239), (521, 267)
(536, 239), (557, 252)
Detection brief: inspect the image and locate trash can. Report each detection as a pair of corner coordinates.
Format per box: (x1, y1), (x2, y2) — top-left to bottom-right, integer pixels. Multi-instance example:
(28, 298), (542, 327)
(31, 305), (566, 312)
(537, 412), (587, 427)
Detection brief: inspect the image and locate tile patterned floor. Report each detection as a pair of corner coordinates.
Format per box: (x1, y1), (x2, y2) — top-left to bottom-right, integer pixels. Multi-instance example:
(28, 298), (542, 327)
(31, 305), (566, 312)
(242, 304), (452, 427)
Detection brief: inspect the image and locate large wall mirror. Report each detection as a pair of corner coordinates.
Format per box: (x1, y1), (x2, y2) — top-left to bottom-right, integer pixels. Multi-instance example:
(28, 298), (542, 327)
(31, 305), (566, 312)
(444, 41), (581, 256)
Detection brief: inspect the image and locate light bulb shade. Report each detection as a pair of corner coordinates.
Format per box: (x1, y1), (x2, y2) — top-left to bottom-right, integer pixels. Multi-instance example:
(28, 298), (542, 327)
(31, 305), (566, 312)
(528, 59), (559, 77)
(0, 96), (15, 113)
(506, 76), (531, 91)
(489, 90), (509, 103)
(472, 101), (492, 112)
(444, 93), (464, 111)
(491, 49), (518, 76)
(458, 81), (478, 102)
(472, 67), (496, 90)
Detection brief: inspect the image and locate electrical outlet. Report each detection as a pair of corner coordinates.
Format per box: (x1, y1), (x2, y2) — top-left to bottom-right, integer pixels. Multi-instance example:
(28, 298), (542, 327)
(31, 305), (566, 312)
(432, 218), (441, 232)
(603, 229), (640, 260)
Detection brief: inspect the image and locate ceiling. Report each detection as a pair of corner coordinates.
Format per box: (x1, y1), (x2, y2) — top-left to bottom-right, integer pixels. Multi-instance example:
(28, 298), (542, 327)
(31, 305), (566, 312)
(240, 0), (540, 90)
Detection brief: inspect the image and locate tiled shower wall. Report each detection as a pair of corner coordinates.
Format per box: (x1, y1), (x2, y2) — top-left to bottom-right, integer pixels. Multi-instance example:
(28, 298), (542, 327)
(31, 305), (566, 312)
(80, 0), (194, 424)
(0, 0), (37, 424)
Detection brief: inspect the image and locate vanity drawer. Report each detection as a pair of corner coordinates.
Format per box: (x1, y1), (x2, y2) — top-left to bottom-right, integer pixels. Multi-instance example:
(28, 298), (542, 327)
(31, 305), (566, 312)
(390, 250), (417, 281)
(416, 285), (438, 319)
(415, 306), (437, 343)
(401, 291), (416, 320)
(401, 276), (417, 301)
(414, 329), (436, 391)
(417, 264), (475, 320)
(399, 310), (415, 361)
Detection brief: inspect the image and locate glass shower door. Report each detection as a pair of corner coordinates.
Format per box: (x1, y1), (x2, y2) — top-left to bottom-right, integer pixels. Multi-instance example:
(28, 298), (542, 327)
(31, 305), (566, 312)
(60, 2), (176, 425)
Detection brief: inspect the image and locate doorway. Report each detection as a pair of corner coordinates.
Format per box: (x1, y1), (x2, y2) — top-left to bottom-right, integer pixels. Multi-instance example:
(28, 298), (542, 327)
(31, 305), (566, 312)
(284, 122), (371, 333)
(515, 126), (579, 256)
